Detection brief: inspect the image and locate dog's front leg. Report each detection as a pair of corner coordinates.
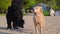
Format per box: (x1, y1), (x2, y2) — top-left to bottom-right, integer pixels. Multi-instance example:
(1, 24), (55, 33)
(35, 22), (41, 34)
(35, 25), (40, 34)
(34, 18), (40, 34)
(40, 14), (45, 34)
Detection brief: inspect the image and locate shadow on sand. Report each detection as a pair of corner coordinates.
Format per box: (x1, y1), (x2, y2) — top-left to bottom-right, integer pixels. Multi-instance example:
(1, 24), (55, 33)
(0, 27), (7, 30)
(0, 27), (34, 34)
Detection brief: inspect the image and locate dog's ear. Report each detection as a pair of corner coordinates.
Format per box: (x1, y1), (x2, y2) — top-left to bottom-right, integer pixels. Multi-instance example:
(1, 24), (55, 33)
(33, 6), (38, 13)
(39, 7), (43, 13)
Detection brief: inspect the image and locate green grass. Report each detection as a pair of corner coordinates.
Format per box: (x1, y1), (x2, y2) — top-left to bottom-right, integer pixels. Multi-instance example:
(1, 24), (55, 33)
(0, 13), (27, 16)
(0, 14), (27, 16)
(0, 12), (50, 16)
(43, 11), (50, 16)
(0, 13), (6, 16)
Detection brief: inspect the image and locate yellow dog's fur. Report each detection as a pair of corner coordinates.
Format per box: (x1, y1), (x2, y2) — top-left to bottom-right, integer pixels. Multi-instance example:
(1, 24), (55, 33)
(33, 6), (45, 34)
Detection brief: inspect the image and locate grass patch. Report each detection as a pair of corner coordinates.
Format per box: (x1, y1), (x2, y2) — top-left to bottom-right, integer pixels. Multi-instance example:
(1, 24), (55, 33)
(0, 12), (50, 16)
(0, 13), (27, 16)
(43, 11), (50, 16)
(0, 13), (6, 16)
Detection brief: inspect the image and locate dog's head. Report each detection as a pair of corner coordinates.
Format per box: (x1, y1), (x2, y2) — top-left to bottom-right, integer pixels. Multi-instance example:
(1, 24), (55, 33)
(33, 6), (43, 15)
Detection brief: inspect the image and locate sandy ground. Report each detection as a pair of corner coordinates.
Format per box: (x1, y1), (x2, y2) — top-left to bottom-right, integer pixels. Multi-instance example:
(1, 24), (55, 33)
(0, 16), (60, 34)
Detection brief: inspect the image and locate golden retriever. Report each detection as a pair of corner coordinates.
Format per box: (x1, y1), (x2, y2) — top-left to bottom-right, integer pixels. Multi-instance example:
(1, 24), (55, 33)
(33, 6), (45, 34)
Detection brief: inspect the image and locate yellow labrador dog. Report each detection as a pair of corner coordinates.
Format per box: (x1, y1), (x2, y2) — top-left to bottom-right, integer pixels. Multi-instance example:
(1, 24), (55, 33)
(33, 6), (45, 34)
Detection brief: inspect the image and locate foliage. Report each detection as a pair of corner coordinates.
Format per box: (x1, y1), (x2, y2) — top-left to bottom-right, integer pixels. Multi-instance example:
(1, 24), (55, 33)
(23, 0), (36, 9)
(0, 0), (60, 13)
(0, 0), (12, 12)
(45, 0), (56, 10)
(23, 0), (44, 9)
(45, 0), (60, 10)
(55, 0), (60, 10)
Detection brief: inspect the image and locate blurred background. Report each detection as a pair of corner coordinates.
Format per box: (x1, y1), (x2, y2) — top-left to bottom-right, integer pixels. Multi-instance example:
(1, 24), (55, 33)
(0, 0), (60, 16)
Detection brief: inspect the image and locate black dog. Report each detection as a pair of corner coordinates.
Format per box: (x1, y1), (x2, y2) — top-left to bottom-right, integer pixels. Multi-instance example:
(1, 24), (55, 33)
(17, 19), (25, 28)
(11, 0), (25, 28)
(6, 6), (25, 29)
(15, 10), (25, 28)
(6, 6), (18, 29)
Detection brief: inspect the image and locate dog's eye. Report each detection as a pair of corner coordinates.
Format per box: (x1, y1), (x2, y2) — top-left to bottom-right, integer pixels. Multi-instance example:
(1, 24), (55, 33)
(36, 8), (38, 9)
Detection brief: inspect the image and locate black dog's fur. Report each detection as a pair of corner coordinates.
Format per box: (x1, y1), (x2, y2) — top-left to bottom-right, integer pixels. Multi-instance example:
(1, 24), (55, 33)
(6, 6), (24, 29)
